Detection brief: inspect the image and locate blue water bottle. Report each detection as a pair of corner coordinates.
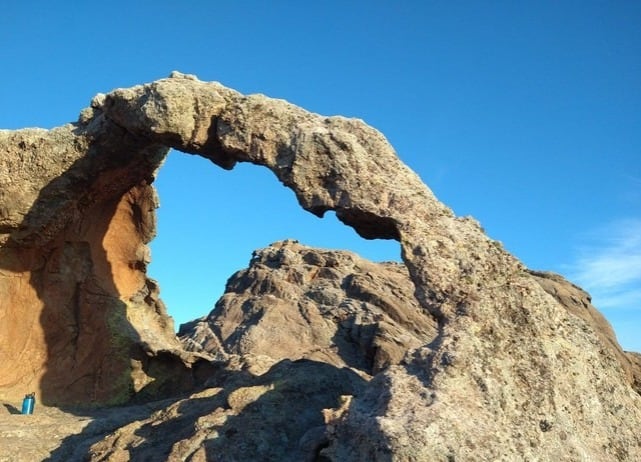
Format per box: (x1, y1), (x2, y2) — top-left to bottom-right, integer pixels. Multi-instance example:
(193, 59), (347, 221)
(21, 393), (35, 414)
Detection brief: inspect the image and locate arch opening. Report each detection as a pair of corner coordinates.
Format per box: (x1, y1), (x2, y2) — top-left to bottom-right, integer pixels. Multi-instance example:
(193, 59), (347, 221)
(148, 150), (401, 330)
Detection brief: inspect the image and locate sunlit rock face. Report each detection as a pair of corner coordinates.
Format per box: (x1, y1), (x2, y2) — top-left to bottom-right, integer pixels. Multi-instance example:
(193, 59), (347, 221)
(0, 72), (640, 459)
(179, 239), (438, 375)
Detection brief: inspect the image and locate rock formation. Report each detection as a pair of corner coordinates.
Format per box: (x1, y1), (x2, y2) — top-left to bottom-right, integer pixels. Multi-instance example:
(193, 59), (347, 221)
(1, 72), (640, 460)
(0, 112), (210, 405)
(34, 241), (641, 461)
(179, 239), (437, 376)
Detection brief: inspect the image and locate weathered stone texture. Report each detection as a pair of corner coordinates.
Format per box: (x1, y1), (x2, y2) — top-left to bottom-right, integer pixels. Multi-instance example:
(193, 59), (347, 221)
(180, 239), (437, 375)
(0, 98), (204, 405)
(0, 72), (639, 460)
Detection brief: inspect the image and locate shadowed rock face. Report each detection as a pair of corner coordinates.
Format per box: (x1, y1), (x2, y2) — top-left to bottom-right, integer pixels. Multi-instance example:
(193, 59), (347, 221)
(0, 123), (185, 405)
(0, 72), (640, 459)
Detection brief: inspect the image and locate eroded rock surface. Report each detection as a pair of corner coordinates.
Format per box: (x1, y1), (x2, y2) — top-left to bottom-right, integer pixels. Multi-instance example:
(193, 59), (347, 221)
(86, 360), (366, 462)
(0, 72), (640, 460)
(3, 242), (639, 461)
(0, 124), (209, 405)
(529, 269), (641, 395)
(180, 239), (437, 375)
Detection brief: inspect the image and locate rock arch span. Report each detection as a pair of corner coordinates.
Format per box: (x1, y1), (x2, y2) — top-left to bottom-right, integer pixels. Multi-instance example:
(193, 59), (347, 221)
(0, 72), (639, 459)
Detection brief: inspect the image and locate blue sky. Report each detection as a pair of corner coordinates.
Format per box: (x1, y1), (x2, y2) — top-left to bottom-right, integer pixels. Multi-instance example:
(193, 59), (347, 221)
(1, 2), (639, 351)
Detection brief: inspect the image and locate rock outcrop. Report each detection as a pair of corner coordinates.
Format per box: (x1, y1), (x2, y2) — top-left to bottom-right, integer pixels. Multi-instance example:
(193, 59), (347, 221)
(23, 241), (639, 462)
(85, 359), (367, 462)
(179, 239), (437, 376)
(528, 269), (641, 396)
(0, 121), (210, 405)
(1, 72), (640, 459)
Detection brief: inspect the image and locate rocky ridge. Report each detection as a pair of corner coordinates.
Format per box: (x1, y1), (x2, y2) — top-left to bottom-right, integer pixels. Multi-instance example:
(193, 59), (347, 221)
(0, 72), (640, 460)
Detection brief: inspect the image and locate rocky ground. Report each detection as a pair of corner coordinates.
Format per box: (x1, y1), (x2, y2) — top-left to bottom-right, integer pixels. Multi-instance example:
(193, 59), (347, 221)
(1, 240), (640, 461)
(0, 360), (366, 462)
(0, 398), (173, 461)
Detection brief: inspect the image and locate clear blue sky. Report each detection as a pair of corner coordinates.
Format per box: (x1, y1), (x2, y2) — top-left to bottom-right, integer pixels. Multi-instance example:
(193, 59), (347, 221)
(1, 2), (639, 351)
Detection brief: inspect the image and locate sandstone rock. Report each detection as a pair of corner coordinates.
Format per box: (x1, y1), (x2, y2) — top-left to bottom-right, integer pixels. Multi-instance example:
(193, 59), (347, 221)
(0, 72), (640, 459)
(96, 73), (641, 460)
(625, 351), (641, 395)
(323, 272), (641, 460)
(179, 239), (437, 375)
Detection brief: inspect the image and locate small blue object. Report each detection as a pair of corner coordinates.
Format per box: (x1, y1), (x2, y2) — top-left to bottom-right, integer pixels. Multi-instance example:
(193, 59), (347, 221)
(21, 393), (35, 415)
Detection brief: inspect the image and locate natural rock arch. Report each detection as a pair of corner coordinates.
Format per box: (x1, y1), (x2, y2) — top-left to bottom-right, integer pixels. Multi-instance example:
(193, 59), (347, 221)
(149, 151), (402, 327)
(1, 72), (640, 459)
